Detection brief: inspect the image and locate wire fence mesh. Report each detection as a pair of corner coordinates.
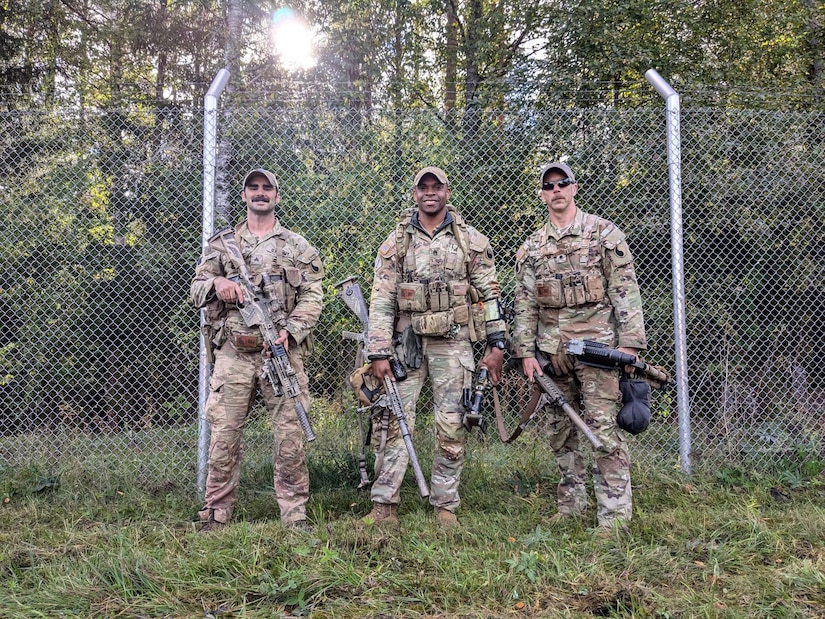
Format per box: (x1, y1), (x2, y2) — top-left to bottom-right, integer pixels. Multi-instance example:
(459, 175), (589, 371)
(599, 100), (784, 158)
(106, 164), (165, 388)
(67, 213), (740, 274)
(1, 91), (823, 491)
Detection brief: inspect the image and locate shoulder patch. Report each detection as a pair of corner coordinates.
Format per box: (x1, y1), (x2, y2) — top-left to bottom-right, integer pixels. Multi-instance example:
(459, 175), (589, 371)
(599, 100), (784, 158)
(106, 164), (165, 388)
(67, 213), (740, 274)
(379, 238), (397, 258)
(599, 221), (626, 249)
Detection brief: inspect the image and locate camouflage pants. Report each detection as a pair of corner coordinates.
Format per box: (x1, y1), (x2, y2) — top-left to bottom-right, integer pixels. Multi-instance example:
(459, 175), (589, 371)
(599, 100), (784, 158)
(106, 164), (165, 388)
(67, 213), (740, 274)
(371, 337), (474, 512)
(199, 340), (310, 525)
(542, 362), (632, 527)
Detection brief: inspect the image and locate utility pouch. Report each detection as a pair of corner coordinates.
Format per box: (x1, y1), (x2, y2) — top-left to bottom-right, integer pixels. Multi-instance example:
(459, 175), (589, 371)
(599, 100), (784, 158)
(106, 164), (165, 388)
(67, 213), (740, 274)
(396, 325), (423, 369)
(281, 267), (300, 313)
(411, 309), (453, 337)
(563, 273), (587, 307)
(283, 266), (302, 288)
(536, 274), (565, 308)
(448, 281), (469, 307)
(583, 273), (606, 303)
(231, 331), (264, 353)
(452, 304), (470, 325)
(428, 281), (450, 312)
(397, 282), (428, 312)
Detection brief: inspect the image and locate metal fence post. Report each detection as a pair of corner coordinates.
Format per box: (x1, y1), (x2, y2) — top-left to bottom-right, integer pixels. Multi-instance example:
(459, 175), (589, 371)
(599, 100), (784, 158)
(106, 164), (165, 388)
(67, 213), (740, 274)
(645, 68), (692, 474)
(198, 68), (230, 496)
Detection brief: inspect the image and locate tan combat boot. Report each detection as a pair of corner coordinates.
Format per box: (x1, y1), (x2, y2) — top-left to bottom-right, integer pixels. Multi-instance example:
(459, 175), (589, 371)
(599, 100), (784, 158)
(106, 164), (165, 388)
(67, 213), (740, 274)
(362, 502), (399, 526)
(434, 507), (459, 528)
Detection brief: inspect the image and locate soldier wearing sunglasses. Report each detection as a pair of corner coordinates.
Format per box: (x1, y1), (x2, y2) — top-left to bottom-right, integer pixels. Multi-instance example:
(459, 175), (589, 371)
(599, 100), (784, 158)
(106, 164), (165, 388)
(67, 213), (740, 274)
(510, 161), (647, 538)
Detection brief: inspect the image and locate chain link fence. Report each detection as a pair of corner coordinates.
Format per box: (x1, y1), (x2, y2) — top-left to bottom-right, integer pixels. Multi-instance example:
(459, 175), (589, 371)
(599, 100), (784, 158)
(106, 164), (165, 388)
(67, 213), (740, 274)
(1, 89), (824, 491)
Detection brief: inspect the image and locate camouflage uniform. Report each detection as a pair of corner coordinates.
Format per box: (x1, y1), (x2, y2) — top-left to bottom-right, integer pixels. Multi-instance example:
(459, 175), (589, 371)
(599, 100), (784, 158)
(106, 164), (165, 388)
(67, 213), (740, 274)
(367, 206), (506, 513)
(512, 207), (646, 527)
(191, 219), (324, 526)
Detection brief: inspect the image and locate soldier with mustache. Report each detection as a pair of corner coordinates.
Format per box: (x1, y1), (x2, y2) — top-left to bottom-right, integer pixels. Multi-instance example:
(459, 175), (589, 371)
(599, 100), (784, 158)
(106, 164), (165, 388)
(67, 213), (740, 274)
(191, 168), (324, 533)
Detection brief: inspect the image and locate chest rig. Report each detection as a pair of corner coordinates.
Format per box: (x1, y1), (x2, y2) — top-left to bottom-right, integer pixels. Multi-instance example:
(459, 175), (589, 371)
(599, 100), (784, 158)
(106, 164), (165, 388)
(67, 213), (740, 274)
(393, 207), (476, 338)
(217, 228), (301, 317)
(533, 215), (608, 308)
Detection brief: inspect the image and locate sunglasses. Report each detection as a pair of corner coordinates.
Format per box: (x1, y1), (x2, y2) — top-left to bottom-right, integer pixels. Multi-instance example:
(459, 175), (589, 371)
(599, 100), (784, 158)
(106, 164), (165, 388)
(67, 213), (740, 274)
(542, 178), (574, 190)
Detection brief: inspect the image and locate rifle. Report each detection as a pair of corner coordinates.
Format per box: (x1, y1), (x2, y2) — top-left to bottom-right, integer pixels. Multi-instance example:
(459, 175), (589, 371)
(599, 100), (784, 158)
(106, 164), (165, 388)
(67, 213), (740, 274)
(336, 276), (372, 488)
(565, 339), (673, 389)
(462, 367), (490, 431)
(214, 228), (316, 442)
(380, 362), (430, 498)
(337, 276), (430, 498)
(531, 350), (605, 451)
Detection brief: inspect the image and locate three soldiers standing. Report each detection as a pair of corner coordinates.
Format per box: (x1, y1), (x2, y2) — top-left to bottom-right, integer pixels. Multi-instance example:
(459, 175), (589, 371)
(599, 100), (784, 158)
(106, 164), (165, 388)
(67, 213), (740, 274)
(191, 161), (647, 534)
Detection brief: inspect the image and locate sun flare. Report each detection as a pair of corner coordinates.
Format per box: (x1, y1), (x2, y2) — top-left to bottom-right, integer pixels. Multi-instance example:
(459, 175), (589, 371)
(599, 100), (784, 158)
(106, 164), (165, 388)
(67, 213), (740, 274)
(271, 8), (317, 71)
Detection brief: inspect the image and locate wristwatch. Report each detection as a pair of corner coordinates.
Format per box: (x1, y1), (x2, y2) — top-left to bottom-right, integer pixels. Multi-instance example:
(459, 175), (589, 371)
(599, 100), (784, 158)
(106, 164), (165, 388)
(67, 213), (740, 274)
(491, 340), (506, 351)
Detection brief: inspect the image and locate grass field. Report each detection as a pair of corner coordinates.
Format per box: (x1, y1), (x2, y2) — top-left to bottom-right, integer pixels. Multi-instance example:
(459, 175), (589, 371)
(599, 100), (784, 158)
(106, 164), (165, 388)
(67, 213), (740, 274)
(2, 430), (824, 619)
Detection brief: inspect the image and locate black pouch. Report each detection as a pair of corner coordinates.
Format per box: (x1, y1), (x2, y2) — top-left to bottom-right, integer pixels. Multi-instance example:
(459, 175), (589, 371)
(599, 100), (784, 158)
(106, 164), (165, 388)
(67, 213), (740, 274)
(396, 324), (423, 369)
(617, 377), (651, 434)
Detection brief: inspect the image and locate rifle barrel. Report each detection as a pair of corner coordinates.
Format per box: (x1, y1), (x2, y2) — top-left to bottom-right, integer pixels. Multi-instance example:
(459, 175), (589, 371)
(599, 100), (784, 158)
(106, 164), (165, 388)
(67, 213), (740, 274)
(384, 376), (430, 498)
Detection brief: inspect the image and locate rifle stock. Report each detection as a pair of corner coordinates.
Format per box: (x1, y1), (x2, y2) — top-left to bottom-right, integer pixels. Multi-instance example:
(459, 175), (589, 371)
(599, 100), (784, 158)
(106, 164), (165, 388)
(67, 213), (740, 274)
(215, 229), (316, 442)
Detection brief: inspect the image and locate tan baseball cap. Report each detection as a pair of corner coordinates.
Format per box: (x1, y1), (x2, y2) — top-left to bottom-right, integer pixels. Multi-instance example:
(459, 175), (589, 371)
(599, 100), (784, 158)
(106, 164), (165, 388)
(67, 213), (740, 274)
(413, 166), (449, 187)
(539, 161), (576, 183)
(242, 168), (279, 192)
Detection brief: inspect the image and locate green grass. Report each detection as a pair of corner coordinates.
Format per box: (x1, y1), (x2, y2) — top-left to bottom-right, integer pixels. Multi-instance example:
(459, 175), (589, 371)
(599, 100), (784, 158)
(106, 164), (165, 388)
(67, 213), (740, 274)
(1, 428), (824, 618)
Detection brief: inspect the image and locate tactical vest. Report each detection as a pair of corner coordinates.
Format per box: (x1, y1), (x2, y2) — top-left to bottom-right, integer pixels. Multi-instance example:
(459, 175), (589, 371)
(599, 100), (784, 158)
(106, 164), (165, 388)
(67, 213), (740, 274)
(392, 206), (483, 339)
(532, 213), (610, 308)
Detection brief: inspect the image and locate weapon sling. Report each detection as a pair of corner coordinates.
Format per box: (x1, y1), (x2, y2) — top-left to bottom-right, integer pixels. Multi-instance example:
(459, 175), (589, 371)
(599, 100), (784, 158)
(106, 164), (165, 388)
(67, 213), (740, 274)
(493, 374), (604, 451)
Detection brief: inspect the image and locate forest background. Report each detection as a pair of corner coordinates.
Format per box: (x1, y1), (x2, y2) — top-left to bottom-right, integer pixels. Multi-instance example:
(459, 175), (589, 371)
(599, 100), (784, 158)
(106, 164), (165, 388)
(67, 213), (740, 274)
(0, 0), (824, 473)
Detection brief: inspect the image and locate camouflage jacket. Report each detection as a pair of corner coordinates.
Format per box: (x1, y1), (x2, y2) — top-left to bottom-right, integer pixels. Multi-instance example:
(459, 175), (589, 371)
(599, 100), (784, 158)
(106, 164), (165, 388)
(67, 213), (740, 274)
(191, 219), (324, 346)
(511, 208), (646, 358)
(367, 205), (505, 357)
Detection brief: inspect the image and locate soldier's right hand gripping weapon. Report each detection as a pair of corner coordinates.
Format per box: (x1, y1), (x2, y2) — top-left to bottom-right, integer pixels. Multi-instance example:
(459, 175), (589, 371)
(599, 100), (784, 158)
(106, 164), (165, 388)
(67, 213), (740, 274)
(214, 229), (316, 442)
(336, 276), (430, 498)
(462, 367), (490, 431)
